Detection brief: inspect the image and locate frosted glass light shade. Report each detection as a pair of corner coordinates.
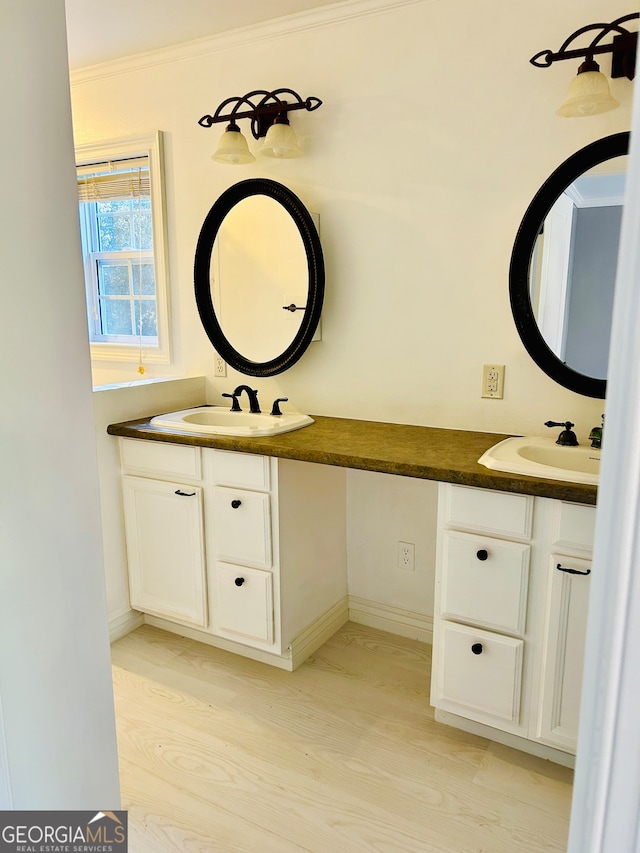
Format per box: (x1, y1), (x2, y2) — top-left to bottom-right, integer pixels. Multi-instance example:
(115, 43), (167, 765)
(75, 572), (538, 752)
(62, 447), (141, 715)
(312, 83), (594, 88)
(556, 69), (620, 117)
(260, 121), (302, 159)
(213, 124), (255, 164)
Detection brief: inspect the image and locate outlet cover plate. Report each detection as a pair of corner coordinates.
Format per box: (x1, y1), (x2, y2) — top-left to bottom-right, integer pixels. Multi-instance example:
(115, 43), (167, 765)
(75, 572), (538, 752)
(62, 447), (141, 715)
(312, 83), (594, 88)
(482, 364), (505, 399)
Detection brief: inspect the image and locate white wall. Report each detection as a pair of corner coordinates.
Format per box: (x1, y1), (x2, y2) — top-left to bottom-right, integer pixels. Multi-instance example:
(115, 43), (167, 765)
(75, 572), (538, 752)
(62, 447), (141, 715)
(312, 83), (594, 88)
(0, 0), (119, 808)
(70, 0), (634, 626)
(347, 471), (438, 637)
(93, 376), (206, 635)
(568, 43), (640, 851)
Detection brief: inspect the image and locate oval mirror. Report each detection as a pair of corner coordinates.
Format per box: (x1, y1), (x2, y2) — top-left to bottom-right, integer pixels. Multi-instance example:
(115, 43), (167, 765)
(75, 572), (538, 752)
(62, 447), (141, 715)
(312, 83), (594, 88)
(194, 178), (324, 377)
(509, 132), (628, 398)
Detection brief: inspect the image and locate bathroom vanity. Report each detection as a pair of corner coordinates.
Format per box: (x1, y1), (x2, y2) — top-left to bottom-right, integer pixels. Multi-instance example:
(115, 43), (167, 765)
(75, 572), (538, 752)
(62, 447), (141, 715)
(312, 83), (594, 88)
(433, 483), (594, 760)
(108, 412), (597, 764)
(118, 436), (346, 671)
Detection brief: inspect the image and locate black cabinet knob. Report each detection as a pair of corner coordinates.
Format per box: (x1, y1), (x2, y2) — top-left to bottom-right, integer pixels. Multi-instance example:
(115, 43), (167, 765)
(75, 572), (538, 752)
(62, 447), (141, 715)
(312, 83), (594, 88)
(231, 499), (242, 509)
(476, 549), (488, 561)
(234, 577), (245, 587)
(471, 643), (483, 655)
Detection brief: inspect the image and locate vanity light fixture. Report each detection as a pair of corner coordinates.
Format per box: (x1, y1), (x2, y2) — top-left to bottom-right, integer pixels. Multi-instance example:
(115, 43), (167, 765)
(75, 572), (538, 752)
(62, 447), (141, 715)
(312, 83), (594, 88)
(198, 88), (322, 164)
(531, 13), (638, 117)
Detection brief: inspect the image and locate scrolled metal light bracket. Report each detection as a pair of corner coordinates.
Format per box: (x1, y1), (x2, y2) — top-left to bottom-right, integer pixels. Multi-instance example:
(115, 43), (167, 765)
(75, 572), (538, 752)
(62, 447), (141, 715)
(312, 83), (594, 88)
(198, 88), (322, 139)
(530, 13), (639, 80)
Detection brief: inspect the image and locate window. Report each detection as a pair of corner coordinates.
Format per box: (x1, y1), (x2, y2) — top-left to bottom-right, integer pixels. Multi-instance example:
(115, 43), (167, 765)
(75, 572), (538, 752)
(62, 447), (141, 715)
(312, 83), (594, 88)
(75, 132), (171, 364)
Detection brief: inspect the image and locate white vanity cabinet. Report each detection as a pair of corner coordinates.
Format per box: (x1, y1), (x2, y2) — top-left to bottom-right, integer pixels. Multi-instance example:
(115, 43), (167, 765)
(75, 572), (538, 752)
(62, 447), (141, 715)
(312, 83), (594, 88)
(431, 483), (596, 760)
(118, 438), (347, 670)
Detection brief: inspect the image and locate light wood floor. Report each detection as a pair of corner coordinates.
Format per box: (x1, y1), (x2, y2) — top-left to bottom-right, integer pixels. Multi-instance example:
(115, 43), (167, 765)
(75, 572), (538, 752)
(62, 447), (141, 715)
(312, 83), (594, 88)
(111, 622), (573, 852)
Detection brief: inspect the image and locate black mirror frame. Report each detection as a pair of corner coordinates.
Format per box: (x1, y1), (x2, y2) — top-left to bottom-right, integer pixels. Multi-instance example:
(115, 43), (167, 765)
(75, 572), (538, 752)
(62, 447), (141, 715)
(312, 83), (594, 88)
(194, 178), (324, 377)
(509, 131), (629, 399)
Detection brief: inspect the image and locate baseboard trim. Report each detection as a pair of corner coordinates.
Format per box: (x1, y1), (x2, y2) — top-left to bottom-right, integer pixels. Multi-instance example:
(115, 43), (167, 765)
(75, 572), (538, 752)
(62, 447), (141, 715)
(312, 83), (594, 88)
(289, 597), (350, 670)
(348, 596), (432, 643)
(109, 608), (144, 643)
(143, 615), (296, 671)
(115, 596), (426, 663)
(435, 709), (575, 768)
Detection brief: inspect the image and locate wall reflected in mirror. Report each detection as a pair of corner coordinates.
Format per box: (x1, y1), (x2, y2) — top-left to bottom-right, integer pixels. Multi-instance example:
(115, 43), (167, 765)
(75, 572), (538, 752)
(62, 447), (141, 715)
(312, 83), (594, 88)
(529, 156), (626, 382)
(210, 196), (320, 364)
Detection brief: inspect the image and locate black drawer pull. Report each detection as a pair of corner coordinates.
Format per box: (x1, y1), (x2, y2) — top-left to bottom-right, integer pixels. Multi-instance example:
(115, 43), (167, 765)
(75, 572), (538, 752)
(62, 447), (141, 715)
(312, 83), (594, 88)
(231, 499), (242, 509)
(476, 549), (488, 561)
(556, 563), (591, 576)
(175, 489), (196, 497)
(234, 577), (245, 587)
(471, 643), (483, 655)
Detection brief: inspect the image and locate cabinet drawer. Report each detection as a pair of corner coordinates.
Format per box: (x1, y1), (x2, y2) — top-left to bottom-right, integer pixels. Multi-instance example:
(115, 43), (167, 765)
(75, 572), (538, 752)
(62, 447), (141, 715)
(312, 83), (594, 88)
(205, 449), (270, 491)
(214, 562), (274, 644)
(120, 438), (201, 480)
(552, 502), (596, 554)
(441, 531), (530, 634)
(436, 621), (523, 724)
(443, 485), (533, 540)
(212, 487), (272, 569)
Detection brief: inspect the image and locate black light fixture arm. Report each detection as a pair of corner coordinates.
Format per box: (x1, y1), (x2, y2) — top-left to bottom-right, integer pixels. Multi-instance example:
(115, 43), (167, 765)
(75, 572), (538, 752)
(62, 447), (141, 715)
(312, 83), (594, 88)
(198, 88), (322, 139)
(530, 12), (639, 79)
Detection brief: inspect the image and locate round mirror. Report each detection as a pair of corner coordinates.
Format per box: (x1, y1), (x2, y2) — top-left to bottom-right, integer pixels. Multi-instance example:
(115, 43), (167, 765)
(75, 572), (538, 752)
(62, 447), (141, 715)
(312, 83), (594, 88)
(509, 132), (628, 398)
(194, 179), (324, 377)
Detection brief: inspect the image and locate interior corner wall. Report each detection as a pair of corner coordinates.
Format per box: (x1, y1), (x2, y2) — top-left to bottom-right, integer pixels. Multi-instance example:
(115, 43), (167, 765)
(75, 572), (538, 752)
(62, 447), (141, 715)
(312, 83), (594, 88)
(0, 0), (120, 807)
(70, 0), (632, 442)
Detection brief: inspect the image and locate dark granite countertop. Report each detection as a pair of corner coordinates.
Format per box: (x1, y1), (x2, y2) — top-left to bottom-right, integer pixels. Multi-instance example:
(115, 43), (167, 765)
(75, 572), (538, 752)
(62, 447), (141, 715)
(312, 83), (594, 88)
(107, 413), (597, 506)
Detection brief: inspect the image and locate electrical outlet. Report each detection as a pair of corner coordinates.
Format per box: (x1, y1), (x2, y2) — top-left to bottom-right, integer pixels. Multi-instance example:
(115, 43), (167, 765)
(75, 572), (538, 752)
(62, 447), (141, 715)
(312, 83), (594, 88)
(214, 353), (227, 377)
(482, 364), (505, 399)
(398, 541), (415, 572)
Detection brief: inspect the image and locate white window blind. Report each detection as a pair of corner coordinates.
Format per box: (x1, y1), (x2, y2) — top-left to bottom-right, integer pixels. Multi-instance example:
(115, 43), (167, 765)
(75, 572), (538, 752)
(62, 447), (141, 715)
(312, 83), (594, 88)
(77, 157), (150, 202)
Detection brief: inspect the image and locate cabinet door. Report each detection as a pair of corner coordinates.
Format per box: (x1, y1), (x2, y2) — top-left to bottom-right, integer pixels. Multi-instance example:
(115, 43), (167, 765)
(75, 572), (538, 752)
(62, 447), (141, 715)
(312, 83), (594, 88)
(123, 476), (207, 627)
(537, 554), (592, 753)
(214, 562), (274, 645)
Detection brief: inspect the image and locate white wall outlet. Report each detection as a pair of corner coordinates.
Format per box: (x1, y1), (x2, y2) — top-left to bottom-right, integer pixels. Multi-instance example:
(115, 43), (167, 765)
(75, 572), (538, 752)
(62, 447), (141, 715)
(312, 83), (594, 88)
(397, 541), (415, 572)
(214, 353), (227, 377)
(482, 364), (505, 399)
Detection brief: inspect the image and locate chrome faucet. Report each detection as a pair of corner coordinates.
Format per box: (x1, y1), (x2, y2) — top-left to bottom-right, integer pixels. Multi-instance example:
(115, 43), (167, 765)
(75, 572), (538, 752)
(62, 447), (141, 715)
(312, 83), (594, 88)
(233, 385), (261, 414)
(545, 420), (579, 446)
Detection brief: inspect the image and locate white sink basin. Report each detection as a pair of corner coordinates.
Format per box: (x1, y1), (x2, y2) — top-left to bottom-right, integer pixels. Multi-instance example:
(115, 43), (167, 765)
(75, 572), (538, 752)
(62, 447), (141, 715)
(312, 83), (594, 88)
(150, 406), (314, 437)
(478, 436), (600, 485)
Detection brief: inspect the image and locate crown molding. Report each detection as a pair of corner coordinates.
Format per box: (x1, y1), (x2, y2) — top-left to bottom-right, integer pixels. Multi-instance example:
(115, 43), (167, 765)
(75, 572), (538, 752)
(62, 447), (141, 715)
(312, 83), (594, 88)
(69, 0), (427, 86)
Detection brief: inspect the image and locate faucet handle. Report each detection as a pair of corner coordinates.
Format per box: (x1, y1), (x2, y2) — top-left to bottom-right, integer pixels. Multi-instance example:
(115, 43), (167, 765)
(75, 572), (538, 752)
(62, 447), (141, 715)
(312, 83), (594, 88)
(545, 420), (579, 446)
(222, 392), (241, 412)
(270, 397), (288, 416)
(589, 414), (605, 449)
